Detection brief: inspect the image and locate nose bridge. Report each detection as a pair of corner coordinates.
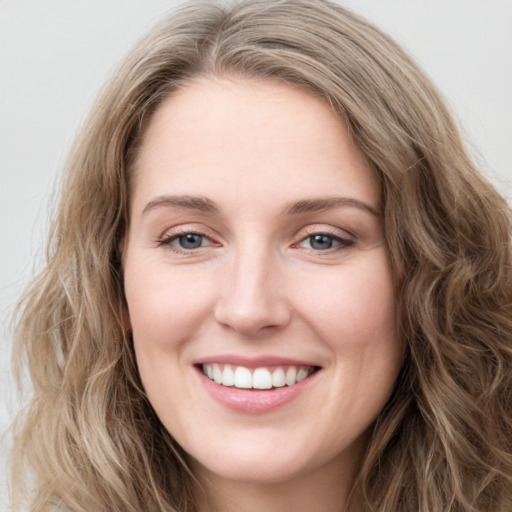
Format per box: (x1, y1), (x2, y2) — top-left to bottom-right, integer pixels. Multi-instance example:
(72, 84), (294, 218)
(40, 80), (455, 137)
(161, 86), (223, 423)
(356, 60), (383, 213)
(214, 239), (289, 336)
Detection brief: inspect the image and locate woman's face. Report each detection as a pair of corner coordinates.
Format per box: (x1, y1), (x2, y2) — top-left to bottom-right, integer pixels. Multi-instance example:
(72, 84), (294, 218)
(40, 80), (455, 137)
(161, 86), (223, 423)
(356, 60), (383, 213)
(123, 78), (401, 487)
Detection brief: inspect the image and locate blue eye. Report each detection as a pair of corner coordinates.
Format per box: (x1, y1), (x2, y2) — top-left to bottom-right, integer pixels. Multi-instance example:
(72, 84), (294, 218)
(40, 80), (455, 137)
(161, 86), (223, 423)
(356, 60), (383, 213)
(159, 232), (208, 250)
(300, 233), (352, 251)
(176, 233), (205, 249)
(309, 234), (335, 250)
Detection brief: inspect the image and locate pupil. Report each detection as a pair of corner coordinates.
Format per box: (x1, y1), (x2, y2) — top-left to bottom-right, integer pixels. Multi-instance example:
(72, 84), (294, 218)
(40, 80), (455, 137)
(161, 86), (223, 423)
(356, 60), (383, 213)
(179, 234), (202, 249)
(310, 234), (333, 250)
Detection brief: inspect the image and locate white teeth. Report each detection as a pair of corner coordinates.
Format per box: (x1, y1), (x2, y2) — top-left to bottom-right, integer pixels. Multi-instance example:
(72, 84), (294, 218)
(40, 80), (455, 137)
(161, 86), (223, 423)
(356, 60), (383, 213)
(201, 364), (315, 389)
(272, 368), (286, 388)
(234, 366), (252, 388)
(222, 365), (235, 386)
(253, 368), (272, 389)
(213, 363), (223, 384)
(296, 368), (309, 382)
(285, 367), (297, 386)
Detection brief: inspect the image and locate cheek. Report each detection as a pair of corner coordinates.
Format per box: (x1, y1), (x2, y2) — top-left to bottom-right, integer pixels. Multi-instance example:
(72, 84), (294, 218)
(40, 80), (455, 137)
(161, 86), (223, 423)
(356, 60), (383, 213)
(124, 266), (215, 348)
(294, 259), (397, 348)
(123, 267), (213, 424)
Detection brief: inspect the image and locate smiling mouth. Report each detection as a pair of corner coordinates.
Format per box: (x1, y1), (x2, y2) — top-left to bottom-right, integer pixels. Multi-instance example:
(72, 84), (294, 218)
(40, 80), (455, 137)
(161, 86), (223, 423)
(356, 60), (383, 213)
(200, 363), (318, 390)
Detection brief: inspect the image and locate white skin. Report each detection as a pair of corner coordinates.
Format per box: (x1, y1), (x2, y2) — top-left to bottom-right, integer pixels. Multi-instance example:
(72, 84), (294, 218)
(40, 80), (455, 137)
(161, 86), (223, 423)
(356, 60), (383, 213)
(123, 77), (402, 512)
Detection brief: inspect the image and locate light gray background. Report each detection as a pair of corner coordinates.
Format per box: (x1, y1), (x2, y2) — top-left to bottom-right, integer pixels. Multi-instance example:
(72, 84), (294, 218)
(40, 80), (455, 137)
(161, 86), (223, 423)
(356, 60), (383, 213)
(1, 0), (511, 507)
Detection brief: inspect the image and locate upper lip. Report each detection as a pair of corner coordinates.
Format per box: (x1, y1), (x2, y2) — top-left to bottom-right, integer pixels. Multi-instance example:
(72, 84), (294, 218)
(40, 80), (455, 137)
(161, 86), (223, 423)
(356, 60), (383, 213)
(194, 354), (320, 368)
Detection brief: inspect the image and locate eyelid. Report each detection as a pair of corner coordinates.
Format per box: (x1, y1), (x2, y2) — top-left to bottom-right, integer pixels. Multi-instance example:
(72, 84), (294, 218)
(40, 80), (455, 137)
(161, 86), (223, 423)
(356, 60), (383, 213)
(293, 225), (355, 252)
(158, 231), (210, 246)
(155, 224), (220, 252)
(298, 225), (354, 241)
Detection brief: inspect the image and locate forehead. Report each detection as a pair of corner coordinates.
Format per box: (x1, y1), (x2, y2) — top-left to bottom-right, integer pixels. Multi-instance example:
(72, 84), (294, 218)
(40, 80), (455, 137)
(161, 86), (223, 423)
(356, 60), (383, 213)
(131, 77), (379, 212)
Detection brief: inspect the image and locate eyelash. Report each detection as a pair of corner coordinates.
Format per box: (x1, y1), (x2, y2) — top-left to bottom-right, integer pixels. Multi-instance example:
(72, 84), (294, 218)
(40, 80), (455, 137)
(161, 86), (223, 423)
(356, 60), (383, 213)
(157, 228), (354, 255)
(297, 230), (354, 252)
(156, 230), (212, 252)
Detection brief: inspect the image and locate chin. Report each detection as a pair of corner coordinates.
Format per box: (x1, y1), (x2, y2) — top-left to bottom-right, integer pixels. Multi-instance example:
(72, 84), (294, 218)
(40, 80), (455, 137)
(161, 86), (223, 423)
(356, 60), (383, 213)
(193, 455), (309, 486)
(185, 431), (353, 488)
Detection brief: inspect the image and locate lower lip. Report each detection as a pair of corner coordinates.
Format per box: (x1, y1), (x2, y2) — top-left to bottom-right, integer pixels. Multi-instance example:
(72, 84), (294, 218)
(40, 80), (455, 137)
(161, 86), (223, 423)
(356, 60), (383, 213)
(197, 369), (318, 413)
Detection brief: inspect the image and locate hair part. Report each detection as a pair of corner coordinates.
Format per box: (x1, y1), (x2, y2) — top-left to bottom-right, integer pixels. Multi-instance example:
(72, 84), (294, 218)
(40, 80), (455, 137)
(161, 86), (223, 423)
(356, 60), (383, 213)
(11, 1), (512, 510)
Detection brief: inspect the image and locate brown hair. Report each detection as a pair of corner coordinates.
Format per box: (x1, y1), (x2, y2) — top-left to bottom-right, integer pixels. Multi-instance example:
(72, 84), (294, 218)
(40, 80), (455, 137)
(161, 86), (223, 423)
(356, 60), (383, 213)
(11, 1), (512, 510)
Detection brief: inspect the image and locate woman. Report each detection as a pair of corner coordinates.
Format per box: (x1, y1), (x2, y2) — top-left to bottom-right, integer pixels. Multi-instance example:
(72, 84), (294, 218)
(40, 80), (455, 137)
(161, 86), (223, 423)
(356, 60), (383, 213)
(10, 0), (512, 510)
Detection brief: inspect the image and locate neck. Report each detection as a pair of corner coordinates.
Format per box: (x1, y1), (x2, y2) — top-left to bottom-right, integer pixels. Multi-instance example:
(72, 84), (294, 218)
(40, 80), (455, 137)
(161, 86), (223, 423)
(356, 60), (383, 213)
(193, 453), (362, 512)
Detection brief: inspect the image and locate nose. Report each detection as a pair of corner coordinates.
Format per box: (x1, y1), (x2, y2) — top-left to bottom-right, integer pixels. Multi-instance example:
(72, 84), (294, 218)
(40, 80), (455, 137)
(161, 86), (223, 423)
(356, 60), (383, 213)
(214, 247), (291, 337)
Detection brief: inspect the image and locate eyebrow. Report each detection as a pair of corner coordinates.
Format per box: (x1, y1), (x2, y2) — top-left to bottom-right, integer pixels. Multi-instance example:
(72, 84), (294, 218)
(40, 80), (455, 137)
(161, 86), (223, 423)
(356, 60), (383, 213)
(142, 195), (221, 214)
(285, 197), (380, 217)
(142, 194), (379, 217)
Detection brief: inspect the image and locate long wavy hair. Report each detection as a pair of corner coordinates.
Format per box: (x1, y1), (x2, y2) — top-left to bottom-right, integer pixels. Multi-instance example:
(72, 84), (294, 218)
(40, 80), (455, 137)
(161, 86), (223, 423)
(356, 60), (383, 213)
(10, 1), (512, 510)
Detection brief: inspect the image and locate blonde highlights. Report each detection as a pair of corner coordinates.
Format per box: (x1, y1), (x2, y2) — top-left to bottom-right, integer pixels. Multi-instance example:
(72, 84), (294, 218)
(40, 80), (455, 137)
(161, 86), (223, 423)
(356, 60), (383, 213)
(11, 1), (512, 510)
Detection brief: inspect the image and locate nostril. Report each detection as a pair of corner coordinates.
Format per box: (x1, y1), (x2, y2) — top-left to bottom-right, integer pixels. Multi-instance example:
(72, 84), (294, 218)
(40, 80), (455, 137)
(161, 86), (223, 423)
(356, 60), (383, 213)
(214, 303), (290, 336)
